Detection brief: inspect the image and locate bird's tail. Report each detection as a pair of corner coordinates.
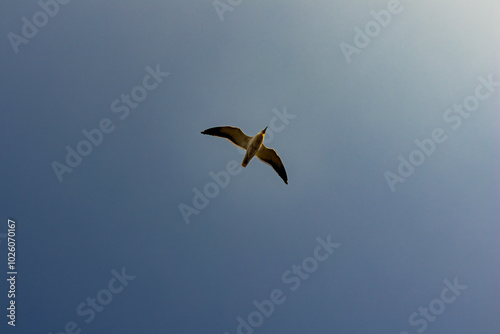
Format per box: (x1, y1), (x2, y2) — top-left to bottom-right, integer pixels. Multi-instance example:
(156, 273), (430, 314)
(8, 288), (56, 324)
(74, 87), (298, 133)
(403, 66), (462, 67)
(241, 155), (251, 167)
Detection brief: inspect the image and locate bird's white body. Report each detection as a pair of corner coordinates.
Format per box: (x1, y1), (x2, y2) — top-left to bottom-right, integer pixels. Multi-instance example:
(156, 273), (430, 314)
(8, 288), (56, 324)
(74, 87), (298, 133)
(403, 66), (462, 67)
(242, 129), (266, 167)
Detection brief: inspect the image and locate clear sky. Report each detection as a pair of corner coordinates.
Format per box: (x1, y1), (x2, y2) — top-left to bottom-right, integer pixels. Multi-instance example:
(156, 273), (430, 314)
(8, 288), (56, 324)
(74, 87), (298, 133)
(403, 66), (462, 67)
(1, 1), (499, 333)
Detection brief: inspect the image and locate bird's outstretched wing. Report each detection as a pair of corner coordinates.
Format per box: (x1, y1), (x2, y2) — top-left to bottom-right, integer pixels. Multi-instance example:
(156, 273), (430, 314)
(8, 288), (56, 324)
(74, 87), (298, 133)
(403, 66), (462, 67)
(201, 126), (252, 149)
(256, 145), (288, 184)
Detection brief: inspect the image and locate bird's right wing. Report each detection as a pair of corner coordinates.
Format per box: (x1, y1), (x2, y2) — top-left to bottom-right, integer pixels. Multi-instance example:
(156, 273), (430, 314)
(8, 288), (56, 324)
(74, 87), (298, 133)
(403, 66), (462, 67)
(256, 145), (288, 184)
(201, 126), (251, 149)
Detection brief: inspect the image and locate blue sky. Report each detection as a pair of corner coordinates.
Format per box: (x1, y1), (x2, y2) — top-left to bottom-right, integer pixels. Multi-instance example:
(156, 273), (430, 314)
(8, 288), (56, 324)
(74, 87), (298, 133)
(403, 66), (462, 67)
(1, 1), (499, 333)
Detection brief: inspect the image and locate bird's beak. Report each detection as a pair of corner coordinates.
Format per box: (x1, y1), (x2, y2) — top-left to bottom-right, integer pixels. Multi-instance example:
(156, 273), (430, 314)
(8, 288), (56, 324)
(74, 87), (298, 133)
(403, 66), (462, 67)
(263, 126), (268, 133)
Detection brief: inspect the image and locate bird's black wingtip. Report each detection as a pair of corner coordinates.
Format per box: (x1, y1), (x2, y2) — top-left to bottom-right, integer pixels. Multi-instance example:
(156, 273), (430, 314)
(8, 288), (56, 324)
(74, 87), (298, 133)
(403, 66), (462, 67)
(201, 128), (215, 135)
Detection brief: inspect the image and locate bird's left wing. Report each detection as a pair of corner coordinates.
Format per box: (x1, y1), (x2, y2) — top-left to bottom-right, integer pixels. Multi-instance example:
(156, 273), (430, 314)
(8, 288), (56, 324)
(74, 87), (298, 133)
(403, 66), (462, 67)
(256, 145), (288, 184)
(201, 126), (251, 149)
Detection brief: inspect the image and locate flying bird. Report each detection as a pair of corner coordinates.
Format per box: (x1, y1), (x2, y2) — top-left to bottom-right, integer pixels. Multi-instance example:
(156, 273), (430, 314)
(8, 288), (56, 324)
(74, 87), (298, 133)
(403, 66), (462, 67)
(201, 126), (288, 184)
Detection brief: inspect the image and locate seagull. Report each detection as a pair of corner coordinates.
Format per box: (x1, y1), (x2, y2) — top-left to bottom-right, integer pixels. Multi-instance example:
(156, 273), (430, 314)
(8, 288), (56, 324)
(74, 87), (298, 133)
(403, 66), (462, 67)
(201, 126), (288, 184)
